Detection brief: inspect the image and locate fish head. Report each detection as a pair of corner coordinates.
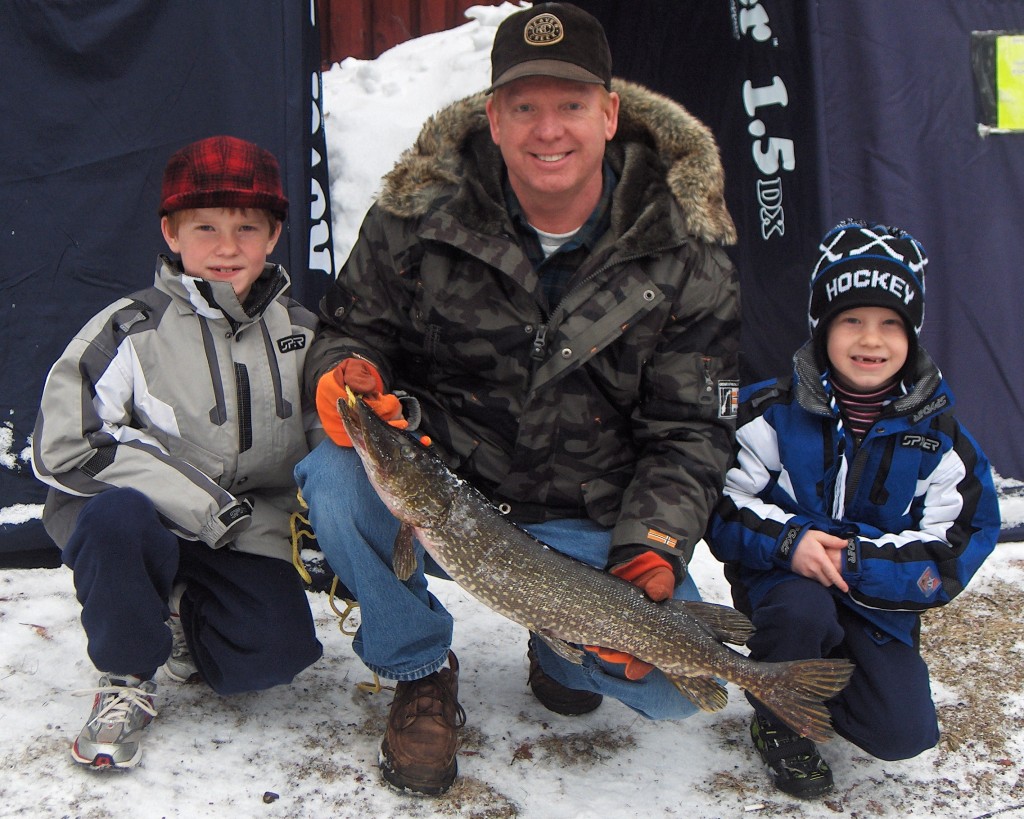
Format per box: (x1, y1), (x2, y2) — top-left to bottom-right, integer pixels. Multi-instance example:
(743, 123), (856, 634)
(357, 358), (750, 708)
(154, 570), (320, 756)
(337, 392), (454, 527)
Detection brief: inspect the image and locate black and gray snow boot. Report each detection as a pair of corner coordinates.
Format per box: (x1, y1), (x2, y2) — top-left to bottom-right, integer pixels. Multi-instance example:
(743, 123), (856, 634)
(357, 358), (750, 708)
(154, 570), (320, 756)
(751, 714), (834, 799)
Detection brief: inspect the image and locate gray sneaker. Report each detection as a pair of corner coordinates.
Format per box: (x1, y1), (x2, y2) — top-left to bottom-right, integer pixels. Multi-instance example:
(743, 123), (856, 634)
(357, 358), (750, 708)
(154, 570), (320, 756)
(164, 613), (200, 683)
(72, 674), (158, 769)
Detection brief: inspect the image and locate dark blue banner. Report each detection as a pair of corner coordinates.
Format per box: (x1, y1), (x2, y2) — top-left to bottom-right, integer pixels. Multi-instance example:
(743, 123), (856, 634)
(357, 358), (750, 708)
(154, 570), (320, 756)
(572, 0), (822, 386)
(0, 1), (333, 565)
(808, 1), (1024, 489)
(576, 0), (1024, 496)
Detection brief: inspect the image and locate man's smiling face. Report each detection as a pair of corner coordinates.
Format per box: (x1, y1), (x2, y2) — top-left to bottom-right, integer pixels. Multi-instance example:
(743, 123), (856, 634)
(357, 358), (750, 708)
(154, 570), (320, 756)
(486, 75), (618, 226)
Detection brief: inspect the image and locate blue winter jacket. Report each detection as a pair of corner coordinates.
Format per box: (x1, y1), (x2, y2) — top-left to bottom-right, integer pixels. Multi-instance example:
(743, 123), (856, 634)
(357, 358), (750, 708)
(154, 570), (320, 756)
(708, 343), (1000, 646)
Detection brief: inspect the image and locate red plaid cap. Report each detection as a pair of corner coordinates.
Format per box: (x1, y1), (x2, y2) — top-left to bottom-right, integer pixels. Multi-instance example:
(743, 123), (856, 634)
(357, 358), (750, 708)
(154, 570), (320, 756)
(160, 135), (288, 221)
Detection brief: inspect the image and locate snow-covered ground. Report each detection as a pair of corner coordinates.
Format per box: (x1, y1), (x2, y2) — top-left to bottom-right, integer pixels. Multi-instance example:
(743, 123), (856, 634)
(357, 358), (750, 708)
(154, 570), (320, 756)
(3, 542), (1023, 818)
(2, 3), (1023, 817)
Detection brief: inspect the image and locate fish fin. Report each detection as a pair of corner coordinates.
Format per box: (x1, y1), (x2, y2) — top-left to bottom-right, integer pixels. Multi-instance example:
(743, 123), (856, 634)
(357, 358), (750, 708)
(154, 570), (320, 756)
(392, 523), (418, 581)
(745, 658), (855, 743)
(672, 600), (755, 645)
(536, 632), (586, 665)
(667, 674), (729, 712)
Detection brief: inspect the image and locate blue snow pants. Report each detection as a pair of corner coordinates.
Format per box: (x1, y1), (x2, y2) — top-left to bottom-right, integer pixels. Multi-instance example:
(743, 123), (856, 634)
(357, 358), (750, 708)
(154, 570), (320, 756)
(745, 577), (939, 760)
(62, 487), (322, 694)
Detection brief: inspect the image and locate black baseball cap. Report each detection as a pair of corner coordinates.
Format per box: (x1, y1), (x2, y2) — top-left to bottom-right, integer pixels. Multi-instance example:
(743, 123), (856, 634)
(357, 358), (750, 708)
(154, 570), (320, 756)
(488, 3), (612, 93)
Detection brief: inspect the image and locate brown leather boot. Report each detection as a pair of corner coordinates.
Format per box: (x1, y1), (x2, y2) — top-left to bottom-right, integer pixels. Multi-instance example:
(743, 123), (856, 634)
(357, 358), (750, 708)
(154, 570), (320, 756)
(379, 651), (466, 795)
(527, 637), (603, 716)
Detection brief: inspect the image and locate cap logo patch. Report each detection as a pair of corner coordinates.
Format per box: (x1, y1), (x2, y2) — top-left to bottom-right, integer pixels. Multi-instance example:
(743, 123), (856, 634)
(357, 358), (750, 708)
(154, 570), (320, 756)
(524, 13), (564, 46)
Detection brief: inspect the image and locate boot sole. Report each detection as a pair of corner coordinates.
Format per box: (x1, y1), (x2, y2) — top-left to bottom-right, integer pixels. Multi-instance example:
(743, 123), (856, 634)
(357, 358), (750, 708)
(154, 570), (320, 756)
(378, 746), (457, 796)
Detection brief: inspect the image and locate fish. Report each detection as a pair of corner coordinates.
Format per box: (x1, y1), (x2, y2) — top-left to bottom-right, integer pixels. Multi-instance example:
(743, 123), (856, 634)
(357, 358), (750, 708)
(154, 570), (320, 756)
(337, 393), (854, 742)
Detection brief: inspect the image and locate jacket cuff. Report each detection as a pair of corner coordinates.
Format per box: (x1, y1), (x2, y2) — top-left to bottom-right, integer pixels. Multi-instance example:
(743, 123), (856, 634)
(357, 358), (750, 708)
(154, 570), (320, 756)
(773, 522), (807, 567)
(611, 520), (689, 562)
(843, 536), (861, 576)
(199, 498), (253, 548)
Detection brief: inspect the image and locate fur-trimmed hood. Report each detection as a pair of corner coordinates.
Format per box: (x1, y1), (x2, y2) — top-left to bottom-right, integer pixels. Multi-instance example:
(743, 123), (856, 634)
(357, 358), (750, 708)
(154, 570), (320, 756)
(377, 79), (736, 246)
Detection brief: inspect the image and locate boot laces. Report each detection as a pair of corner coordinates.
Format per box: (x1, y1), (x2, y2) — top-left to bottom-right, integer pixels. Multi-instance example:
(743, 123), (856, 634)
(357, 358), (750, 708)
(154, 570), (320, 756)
(392, 672), (466, 729)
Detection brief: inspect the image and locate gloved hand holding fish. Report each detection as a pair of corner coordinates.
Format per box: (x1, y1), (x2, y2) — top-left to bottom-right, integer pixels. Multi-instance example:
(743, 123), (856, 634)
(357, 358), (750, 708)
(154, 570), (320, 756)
(316, 358), (408, 447)
(337, 392), (854, 743)
(584, 551), (679, 679)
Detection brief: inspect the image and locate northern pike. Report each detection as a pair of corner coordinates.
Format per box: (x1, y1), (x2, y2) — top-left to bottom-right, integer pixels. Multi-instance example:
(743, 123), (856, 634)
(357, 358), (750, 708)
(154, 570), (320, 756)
(338, 394), (854, 742)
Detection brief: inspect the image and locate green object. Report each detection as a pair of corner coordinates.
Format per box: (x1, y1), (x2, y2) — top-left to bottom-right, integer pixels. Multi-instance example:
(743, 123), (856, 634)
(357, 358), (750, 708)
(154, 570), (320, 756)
(996, 35), (1024, 129)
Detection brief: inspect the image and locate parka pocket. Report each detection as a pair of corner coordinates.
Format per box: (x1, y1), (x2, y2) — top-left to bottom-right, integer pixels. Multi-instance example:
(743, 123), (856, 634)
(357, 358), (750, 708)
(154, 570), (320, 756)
(165, 435), (226, 482)
(645, 351), (722, 421)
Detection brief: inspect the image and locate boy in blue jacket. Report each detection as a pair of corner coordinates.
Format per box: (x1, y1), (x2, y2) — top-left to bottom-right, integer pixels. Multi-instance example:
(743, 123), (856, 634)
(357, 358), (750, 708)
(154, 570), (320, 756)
(708, 220), (1000, 798)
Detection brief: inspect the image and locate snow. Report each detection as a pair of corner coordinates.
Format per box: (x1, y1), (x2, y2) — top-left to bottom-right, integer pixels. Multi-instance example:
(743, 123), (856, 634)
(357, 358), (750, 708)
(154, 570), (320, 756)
(2, 3), (1023, 817)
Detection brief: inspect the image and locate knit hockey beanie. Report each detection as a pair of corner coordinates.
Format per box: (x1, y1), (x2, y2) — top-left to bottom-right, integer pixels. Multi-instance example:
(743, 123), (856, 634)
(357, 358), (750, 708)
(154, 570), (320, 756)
(808, 219), (927, 357)
(160, 135), (288, 222)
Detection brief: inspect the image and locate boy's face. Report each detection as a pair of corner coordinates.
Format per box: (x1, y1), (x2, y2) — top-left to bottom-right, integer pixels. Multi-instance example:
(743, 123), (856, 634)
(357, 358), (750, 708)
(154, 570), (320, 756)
(161, 207), (281, 302)
(826, 306), (909, 391)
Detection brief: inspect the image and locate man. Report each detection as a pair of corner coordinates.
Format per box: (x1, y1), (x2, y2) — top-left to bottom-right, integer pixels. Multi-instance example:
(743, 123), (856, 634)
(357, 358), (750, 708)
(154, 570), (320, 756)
(296, 3), (740, 795)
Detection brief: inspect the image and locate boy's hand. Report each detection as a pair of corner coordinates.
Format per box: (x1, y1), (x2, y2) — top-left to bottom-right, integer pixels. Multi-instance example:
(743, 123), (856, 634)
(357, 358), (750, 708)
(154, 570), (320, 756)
(791, 530), (850, 592)
(316, 358), (407, 447)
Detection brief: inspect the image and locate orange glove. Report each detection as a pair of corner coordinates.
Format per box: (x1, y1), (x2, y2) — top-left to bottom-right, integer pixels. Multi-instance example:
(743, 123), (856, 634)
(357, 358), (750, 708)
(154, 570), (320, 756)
(316, 358), (408, 447)
(332, 358), (384, 394)
(611, 550), (677, 602)
(584, 645), (655, 681)
(585, 551), (677, 680)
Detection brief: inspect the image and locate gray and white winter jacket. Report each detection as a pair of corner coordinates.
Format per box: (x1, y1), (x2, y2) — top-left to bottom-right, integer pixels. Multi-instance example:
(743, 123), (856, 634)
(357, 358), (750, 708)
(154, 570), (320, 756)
(32, 255), (321, 562)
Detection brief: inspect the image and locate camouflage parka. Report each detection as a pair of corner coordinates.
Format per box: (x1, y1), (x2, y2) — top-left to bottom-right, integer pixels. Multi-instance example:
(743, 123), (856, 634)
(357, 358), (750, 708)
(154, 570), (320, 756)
(306, 80), (741, 565)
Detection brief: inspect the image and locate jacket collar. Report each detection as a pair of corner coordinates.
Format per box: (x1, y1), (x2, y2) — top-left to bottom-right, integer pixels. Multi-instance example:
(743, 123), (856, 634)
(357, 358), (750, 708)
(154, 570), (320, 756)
(793, 341), (948, 420)
(156, 254), (290, 325)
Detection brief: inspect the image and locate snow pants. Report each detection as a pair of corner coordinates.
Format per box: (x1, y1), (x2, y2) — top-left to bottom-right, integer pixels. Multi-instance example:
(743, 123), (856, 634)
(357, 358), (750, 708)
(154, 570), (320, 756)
(62, 487), (322, 694)
(746, 577), (940, 760)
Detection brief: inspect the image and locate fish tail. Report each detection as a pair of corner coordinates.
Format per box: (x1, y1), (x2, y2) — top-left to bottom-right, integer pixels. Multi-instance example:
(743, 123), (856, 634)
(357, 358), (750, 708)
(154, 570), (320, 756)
(746, 658), (854, 743)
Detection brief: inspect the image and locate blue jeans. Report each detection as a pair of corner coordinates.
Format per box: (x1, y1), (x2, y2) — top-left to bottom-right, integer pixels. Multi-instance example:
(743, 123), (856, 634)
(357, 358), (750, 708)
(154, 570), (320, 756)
(295, 439), (701, 720)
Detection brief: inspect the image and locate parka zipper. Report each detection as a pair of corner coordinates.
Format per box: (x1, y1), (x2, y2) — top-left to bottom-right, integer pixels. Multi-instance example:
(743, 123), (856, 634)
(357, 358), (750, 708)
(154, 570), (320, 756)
(700, 356), (715, 414)
(527, 247), (670, 366)
(530, 324), (549, 361)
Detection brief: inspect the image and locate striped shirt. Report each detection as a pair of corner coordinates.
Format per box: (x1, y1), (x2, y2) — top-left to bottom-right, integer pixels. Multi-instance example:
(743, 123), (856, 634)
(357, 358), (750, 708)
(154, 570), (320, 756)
(831, 378), (900, 443)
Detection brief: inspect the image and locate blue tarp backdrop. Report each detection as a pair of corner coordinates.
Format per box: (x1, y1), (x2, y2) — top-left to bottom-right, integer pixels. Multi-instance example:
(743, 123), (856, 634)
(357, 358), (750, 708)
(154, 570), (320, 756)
(0, 1), (334, 565)
(808, 1), (1024, 495)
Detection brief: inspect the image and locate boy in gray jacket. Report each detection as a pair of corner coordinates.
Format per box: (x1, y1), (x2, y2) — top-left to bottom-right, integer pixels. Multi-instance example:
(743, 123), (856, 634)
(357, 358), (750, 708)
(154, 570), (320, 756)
(32, 135), (323, 769)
